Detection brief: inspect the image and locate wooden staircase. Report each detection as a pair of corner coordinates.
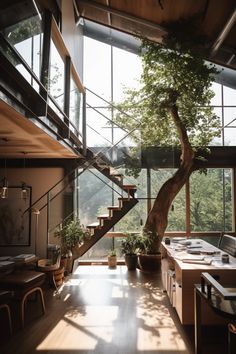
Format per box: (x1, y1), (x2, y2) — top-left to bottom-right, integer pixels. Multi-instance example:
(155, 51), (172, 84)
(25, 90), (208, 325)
(74, 147), (139, 257)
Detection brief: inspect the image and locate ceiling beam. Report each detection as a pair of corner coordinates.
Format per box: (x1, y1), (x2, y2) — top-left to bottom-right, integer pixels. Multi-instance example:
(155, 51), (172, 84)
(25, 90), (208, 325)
(77, 0), (167, 35)
(106, 0), (111, 26)
(211, 8), (236, 57)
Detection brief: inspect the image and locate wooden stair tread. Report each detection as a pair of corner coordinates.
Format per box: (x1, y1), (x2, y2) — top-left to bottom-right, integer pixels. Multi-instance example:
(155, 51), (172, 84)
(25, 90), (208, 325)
(87, 222), (100, 228)
(110, 173), (123, 177)
(97, 214), (109, 219)
(118, 197), (135, 201)
(122, 185), (137, 189)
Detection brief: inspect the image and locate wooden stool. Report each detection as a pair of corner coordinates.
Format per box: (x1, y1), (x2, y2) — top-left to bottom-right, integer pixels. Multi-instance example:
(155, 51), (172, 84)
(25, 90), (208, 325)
(0, 290), (13, 335)
(0, 270), (46, 328)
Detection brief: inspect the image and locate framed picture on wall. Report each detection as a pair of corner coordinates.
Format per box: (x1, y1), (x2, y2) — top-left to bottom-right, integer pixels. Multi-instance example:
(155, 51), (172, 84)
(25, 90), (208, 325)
(0, 186), (32, 246)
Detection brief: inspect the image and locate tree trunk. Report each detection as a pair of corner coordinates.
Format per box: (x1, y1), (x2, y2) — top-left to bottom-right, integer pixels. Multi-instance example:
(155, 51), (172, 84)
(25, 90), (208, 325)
(144, 102), (195, 252)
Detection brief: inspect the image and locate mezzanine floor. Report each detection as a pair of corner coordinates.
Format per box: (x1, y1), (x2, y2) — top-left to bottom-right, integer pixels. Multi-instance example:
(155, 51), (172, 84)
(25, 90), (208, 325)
(0, 265), (228, 354)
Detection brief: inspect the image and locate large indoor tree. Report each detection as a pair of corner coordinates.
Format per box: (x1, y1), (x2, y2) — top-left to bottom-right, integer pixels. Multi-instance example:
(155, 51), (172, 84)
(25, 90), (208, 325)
(115, 22), (221, 252)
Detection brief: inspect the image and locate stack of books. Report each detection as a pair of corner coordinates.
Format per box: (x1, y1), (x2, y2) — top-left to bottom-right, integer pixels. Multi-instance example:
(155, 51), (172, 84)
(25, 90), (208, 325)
(0, 260), (15, 274)
(12, 254), (36, 262)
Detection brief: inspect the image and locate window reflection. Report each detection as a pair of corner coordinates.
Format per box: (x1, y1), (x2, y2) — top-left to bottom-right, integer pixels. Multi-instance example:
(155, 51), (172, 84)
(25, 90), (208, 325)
(49, 40), (65, 112)
(70, 77), (82, 132)
(1, 15), (43, 89)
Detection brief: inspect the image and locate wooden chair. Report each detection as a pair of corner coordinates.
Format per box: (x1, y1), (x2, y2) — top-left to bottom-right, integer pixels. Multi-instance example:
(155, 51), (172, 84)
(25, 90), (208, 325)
(0, 290), (13, 335)
(37, 248), (61, 293)
(194, 272), (236, 354)
(0, 270), (46, 328)
(218, 234), (236, 257)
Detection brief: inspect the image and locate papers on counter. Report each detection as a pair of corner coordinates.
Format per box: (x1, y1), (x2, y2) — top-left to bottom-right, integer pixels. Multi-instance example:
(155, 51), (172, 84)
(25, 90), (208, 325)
(175, 254), (212, 265)
(176, 255), (205, 261)
(182, 259), (212, 265)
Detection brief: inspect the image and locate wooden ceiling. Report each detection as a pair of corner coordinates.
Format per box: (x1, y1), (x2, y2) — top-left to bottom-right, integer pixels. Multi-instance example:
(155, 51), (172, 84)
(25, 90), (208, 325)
(75, 0), (236, 71)
(0, 100), (78, 159)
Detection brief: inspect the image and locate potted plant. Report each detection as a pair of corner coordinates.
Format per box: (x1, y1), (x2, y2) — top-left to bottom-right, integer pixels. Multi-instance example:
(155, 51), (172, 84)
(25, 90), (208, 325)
(137, 231), (162, 272)
(55, 218), (86, 272)
(120, 233), (140, 270)
(107, 249), (117, 268)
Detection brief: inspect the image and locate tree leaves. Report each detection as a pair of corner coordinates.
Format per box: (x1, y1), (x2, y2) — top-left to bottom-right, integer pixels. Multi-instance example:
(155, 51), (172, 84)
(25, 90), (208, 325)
(114, 25), (221, 151)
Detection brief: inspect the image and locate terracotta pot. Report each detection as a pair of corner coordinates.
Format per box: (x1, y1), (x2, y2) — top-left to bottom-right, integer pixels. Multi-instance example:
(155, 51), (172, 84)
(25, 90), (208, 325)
(53, 266), (64, 286)
(138, 253), (162, 272)
(125, 254), (138, 270)
(108, 255), (117, 268)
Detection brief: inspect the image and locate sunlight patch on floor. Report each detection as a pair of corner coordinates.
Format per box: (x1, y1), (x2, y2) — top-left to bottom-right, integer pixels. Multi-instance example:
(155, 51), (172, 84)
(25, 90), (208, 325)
(64, 278), (87, 286)
(36, 305), (119, 351)
(136, 303), (187, 351)
(112, 285), (128, 298)
(137, 327), (187, 351)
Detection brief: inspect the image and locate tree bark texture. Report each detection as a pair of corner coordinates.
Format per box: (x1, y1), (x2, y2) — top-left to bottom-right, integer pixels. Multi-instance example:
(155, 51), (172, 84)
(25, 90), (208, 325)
(144, 103), (195, 251)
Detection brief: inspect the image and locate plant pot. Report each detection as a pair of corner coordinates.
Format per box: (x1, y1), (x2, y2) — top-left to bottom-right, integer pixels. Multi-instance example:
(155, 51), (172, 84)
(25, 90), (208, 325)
(125, 254), (138, 270)
(53, 266), (64, 286)
(138, 253), (162, 272)
(108, 255), (117, 268)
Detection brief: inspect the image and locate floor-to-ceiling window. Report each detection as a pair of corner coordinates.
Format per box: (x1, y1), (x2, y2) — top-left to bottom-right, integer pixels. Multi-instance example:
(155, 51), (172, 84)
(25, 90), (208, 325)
(81, 35), (235, 260)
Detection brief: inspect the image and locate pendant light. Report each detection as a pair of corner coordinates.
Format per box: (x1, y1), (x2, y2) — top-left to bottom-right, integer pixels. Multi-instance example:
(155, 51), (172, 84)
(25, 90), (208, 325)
(1, 176), (8, 199)
(1, 159), (8, 199)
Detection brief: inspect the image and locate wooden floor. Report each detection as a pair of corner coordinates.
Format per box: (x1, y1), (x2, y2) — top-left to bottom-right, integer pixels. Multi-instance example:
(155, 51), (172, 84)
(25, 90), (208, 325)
(0, 265), (228, 354)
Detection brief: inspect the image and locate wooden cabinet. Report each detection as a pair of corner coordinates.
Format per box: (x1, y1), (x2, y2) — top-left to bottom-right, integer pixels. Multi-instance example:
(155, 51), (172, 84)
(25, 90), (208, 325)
(161, 240), (236, 325)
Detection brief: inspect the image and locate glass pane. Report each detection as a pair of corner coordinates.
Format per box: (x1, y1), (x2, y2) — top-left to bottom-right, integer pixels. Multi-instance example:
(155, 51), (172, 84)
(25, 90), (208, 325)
(78, 169), (112, 226)
(70, 77), (82, 132)
(86, 107), (112, 145)
(224, 128), (236, 146)
(223, 107), (236, 127)
(49, 40), (65, 112)
(209, 107), (222, 146)
(113, 46), (142, 101)
(80, 237), (113, 260)
(223, 86), (236, 106)
(84, 37), (111, 100)
(224, 169), (233, 232)
(2, 15), (43, 80)
(167, 187), (186, 231)
(151, 169), (176, 197)
(210, 82), (222, 106)
(190, 169), (233, 232)
(114, 199), (147, 233)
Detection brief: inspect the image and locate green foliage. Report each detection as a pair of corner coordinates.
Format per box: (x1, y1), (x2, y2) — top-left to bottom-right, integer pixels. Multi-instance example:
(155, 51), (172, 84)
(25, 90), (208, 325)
(56, 218), (88, 254)
(189, 169), (232, 231)
(114, 22), (221, 150)
(120, 233), (141, 255)
(137, 230), (160, 254)
(167, 168), (233, 232)
(108, 249), (117, 257)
